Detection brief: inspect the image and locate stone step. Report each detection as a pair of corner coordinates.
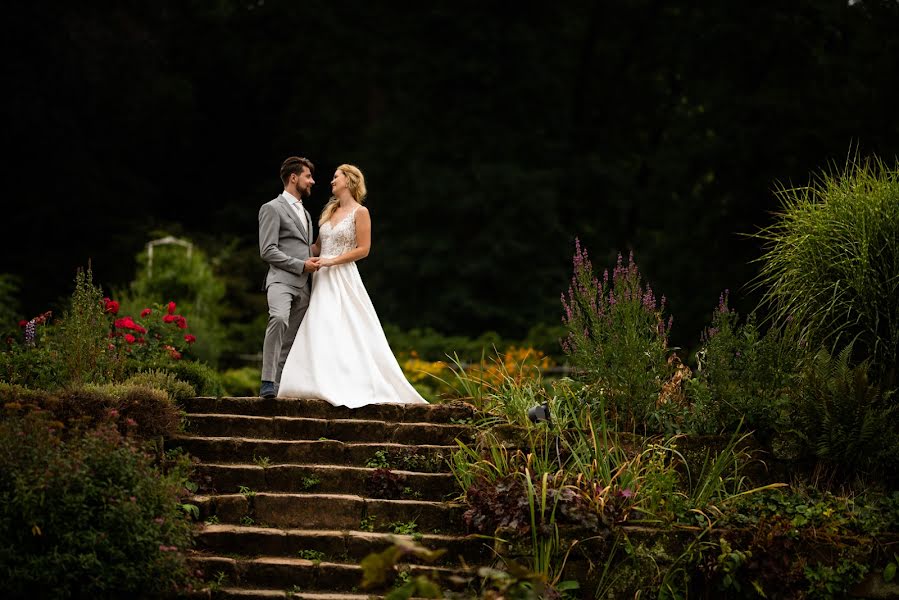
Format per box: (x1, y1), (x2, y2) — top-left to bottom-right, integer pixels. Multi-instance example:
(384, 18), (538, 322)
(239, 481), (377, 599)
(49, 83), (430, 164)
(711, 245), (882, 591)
(196, 525), (492, 567)
(185, 414), (473, 446)
(170, 437), (454, 471)
(191, 555), (473, 594)
(192, 493), (465, 533)
(181, 397), (476, 424)
(196, 463), (459, 501)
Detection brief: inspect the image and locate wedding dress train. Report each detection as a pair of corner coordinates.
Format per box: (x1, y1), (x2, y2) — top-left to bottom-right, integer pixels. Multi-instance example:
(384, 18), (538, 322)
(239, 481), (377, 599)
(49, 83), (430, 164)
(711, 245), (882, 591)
(277, 207), (427, 407)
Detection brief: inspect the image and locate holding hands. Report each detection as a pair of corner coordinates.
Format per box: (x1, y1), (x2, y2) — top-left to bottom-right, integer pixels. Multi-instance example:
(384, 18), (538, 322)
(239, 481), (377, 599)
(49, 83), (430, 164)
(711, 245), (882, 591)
(304, 257), (336, 272)
(304, 258), (321, 273)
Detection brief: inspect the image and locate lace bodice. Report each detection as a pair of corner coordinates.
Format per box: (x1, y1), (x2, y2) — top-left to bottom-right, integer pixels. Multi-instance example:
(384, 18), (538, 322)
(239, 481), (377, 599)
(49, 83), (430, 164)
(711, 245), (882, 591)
(319, 208), (358, 258)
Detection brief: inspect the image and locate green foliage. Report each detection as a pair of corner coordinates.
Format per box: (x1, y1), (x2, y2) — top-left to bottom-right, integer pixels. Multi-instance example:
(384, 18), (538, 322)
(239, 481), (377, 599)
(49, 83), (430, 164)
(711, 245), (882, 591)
(299, 475), (321, 491)
(117, 236), (227, 366)
(364, 448), (446, 473)
(0, 269), (213, 395)
(804, 559), (869, 600)
(359, 538), (445, 596)
(0, 411), (197, 597)
(389, 520), (418, 536)
(0, 382), (183, 440)
(58, 268), (122, 386)
(125, 358), (223, 397)
(790, 346), (899, 481)
(297, 549), (326, 562)
(689, 294), (802, 438)
(122, 369), (195, 402)
(384, 324), (505, 363)
(0, 339), (65, 390)
(221, 365), (261, 397)
(753, 154), (899, 387)
(561, 243), (675, 431)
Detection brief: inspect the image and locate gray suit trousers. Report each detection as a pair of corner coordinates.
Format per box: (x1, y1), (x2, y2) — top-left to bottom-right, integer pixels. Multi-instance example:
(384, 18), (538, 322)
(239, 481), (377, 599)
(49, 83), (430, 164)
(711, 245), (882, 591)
(262, 281), (312, 383)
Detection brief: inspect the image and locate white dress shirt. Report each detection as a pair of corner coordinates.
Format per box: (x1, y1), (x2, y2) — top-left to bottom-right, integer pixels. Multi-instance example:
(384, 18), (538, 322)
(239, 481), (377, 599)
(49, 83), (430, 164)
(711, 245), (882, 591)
(282, 190), (308, 236)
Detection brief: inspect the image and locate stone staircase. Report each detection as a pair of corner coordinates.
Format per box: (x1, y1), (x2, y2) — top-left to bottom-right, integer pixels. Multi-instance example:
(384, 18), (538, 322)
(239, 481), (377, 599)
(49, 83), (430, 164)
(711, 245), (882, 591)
(168, 397), (490, 599)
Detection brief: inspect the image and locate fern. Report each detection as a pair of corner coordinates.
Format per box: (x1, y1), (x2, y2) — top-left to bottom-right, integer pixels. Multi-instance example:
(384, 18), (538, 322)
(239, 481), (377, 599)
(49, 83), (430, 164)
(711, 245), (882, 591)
(793, 345), (898, 479)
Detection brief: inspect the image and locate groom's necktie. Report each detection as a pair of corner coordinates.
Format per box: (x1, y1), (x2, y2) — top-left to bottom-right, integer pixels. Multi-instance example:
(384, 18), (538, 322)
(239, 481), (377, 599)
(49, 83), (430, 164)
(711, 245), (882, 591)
(292, 201), (308, 236)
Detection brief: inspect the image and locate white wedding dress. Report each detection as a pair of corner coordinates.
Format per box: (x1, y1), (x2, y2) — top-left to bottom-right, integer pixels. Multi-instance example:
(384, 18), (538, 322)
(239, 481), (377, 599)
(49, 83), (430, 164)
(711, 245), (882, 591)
(277, 207), (427, 407)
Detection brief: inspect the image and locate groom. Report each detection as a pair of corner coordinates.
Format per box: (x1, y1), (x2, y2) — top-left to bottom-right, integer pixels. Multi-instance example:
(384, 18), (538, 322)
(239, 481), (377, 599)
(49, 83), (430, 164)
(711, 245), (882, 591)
(258, 156), (320, 398)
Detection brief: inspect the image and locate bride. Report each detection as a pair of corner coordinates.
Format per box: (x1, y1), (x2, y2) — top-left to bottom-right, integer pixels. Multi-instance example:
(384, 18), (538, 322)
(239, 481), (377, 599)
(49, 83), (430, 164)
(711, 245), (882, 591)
(277, 164), (427, 407)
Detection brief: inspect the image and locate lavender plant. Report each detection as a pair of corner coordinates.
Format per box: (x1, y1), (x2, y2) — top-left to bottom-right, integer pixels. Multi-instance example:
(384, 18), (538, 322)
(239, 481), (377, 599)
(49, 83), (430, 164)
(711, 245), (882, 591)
(561, 240), (675, 430)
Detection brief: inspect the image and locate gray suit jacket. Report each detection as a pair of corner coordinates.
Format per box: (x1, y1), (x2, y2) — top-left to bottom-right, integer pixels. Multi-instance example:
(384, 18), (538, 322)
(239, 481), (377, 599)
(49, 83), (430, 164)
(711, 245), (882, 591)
(259, 194), (314, 290)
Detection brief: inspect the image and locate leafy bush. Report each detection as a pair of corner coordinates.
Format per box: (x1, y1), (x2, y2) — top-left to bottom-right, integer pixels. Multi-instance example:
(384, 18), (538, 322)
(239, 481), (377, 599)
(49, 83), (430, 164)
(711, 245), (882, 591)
(753, 154), (899, 387)
(689, 293), (802, 439)
(58, 268), (118, 386)
(123, 369), (196, 402)
(384, 323), (505, 363)
(0, 411), (198, 598)
(124, 359), (223, 397)
(0, 383), (183, 440)
(0, 269), (208, 393)
(561, 241), (674, 430)
(220, 365), (261, 397)
(116, 236), (227, 367)
(790, 346), (899, 482)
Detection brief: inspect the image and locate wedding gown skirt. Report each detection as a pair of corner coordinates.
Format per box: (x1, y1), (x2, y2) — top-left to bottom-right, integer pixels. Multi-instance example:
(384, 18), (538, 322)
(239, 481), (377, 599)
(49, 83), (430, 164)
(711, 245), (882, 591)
(277, 210), (427, 407)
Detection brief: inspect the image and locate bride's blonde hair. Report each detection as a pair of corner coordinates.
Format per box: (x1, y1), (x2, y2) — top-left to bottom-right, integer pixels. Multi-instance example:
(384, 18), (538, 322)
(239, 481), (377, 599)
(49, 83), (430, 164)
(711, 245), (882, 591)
(319, 164), (367, 225)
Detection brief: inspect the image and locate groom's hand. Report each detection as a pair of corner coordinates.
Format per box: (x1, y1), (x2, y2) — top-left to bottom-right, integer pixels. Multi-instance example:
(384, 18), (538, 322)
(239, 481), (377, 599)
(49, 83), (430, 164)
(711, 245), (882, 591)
(303, 258), (321, 273)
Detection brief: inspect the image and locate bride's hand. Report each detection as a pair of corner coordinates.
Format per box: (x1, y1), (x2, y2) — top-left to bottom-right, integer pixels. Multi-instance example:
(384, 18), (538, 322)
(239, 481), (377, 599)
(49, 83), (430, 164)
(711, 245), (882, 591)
(318, 257), (336, 267)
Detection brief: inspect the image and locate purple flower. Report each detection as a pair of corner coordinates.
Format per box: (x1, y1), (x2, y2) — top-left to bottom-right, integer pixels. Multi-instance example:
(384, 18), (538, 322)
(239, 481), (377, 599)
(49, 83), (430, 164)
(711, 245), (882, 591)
(24, 320), (36, 347)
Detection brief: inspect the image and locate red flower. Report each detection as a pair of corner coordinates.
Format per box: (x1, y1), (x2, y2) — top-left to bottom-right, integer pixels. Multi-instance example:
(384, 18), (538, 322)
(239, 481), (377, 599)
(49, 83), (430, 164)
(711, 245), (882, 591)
(140, 308), (152, 317)
(163, 315), (176, 324)
(175, 315), (188, 329)
(134, 325), (147, 334)
(104, 299), (120, 315)
(18, 320), (27, 328)
(184, 334), (196, 344)
(166, 301), (176, 315)
(136, 337), (146, 344)
(124, 334), (136, 344)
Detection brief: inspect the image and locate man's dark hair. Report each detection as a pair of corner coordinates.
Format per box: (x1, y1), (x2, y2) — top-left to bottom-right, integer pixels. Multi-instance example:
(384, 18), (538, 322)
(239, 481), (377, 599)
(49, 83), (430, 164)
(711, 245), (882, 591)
(280, 156), (315, 187)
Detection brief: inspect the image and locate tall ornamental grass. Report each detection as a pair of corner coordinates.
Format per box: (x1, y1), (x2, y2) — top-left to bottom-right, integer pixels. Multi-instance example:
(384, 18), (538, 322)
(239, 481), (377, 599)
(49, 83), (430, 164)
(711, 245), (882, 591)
(752, 155), (899, 387)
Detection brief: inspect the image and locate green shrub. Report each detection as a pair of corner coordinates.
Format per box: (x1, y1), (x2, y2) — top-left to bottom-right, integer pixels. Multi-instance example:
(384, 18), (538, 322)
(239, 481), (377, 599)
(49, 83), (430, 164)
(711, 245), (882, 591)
(57, 268), (120, 386)
(384, 324), (505, 363)
(0, 411), (198, 598)
(560, 241), (674, 431)
(791, 346), (899, 482)
(0, 383), (183, 440)
(689, 293), (802, 439)
(753, 154), (899, 387)
(123, 369), (196, 402)
(125, 359), (223, 398)
(0, 342), (66, 390)
(116, 236), (227, 367)
(221, 365), (261, 397)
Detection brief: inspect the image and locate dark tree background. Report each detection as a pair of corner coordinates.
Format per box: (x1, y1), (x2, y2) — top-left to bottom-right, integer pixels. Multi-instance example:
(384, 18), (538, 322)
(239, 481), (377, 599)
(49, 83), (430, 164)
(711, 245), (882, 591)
(3, 1), (898, 356)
